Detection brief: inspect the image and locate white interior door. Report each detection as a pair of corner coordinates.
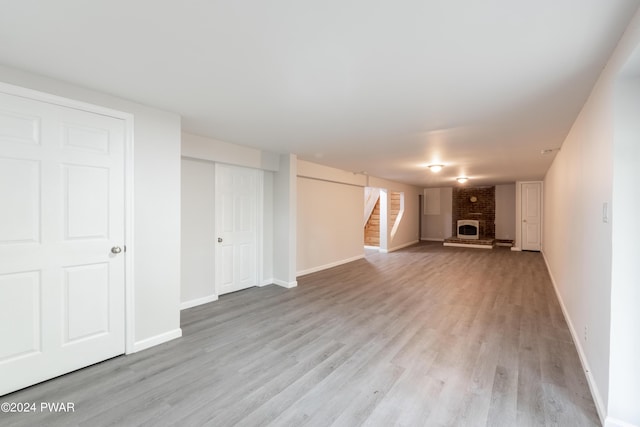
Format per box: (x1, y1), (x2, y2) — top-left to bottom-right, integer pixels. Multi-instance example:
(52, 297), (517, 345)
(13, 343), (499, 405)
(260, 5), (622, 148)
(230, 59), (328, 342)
(0, 91), (126, 395)
(521, 182), (542, 251)
(215, 164), (260, 295)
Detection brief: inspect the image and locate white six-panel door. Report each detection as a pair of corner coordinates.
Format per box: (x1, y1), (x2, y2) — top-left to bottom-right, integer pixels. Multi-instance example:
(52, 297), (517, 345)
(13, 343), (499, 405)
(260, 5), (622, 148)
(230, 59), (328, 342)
(521, 182), (542, 251)
(215, 164), (260, 295)
(0, 91), (126, 395)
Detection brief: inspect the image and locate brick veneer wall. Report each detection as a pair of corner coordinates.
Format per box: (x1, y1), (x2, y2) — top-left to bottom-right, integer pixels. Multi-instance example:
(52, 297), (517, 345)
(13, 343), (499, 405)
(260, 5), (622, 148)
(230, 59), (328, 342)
(452, 186), (496, 238)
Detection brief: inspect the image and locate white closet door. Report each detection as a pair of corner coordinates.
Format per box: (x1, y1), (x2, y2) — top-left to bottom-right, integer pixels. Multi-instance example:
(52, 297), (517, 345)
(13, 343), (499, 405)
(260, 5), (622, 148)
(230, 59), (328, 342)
(0, 92), (126, 395)
(215, 164), (260, 295)
(521, 182), (542, 251)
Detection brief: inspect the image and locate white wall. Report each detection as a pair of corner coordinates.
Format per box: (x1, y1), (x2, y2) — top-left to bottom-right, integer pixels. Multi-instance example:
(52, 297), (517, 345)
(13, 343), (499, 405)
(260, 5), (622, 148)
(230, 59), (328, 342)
(274, 154), (297, 287)
(296, 160), (366, 275)
(0, 64), (182, 349)
(495, 184), (516, 240)
(608, 75), (640, 427)
(182, 132), (279, 171)
(297, 177), (364, 275)
(263, 172), (274, 282)
(543, 11), (640, 427)
(422, 187), (453, 241)
(181, 158), (216, 309)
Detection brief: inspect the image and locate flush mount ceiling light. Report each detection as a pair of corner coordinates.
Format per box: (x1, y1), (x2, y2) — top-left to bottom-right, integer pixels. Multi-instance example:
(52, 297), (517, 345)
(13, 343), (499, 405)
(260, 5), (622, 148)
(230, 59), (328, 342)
(428, 164), (444, 173)
(457, 177), (469, 183)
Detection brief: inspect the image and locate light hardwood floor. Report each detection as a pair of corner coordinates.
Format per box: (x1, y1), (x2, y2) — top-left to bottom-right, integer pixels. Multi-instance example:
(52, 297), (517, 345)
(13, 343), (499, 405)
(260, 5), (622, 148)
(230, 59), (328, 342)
(2, 242), (600, 426)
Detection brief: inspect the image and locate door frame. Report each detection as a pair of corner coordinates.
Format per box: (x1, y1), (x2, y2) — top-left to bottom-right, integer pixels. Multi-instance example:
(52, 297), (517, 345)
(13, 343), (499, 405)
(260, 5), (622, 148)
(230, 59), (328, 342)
(0, 81), (136, 354)
(513, 180), (543, 252)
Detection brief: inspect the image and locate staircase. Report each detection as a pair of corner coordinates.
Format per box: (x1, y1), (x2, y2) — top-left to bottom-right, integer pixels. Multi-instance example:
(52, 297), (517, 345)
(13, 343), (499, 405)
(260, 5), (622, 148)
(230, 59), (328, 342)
(389, 192), (401, 227)
(364, 192), (402, 247)
(364, 198), (380, 246)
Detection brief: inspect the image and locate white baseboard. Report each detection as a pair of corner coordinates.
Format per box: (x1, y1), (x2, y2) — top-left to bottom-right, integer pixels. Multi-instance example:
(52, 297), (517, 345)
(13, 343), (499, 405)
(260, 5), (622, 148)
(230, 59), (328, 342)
(296, 254), (365, 277)
(443, 242), (493, 249)
(259, 278), (274, 287)
(541, 250), (606, 426)
(605, 417), (640, 427)
(421, 237), (444, 242)
(180, 294), (218, 310)
(273, 279), (298, 288)
(510, 246), (522, 251)
(131, 328), (182, 354)
(364, 245), (379, 250)
(386, 240), (420, 253)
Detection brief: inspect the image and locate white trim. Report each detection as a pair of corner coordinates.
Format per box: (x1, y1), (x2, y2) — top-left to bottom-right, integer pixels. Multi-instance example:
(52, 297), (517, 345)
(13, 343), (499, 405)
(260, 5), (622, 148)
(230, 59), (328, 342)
(132, 328), (182, 353)
(385, 240), (420, 253)
(443, 242), (493, 249)
(256, 169), (264, 288)
(273, 279), (298, 288)
(297, 254), (365, 277)
(605, 417), (640, 427)
(0, 81), (133, 119)
(0, 81), (137, 355)
(180, 294), (218, 310)
(124, 115), (136, 355)
(364, 245), (380, 250)
(510, 246), (522, 252)
(421, 237), (445, 242)
(259, 278), (274, 287)
(542, 250), (607, 426)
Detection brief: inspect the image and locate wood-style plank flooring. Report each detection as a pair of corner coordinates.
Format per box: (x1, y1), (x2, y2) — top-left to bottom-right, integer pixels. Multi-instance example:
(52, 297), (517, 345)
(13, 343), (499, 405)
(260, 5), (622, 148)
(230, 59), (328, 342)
(2, 242), (600, 426)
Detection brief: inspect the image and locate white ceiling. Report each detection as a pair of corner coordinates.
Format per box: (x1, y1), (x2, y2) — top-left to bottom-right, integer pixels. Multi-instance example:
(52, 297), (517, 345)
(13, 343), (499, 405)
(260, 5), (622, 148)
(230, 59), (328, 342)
(1, 0), (638, 186)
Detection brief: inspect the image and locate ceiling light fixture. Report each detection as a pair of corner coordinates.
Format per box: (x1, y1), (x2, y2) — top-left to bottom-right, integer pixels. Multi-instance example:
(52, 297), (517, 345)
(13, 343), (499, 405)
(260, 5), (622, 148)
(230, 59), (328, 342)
(541, 148), (560, 155)
(457, 177), (469, 183)
(428, 164), (444, 173)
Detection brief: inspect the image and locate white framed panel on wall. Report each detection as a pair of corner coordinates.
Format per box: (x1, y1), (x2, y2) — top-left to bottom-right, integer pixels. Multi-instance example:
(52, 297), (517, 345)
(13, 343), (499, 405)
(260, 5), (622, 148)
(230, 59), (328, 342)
(423, 188), (441, 215)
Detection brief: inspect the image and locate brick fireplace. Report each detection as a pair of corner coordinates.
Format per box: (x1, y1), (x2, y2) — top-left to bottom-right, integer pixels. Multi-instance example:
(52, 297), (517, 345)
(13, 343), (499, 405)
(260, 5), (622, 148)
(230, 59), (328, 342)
(452, 186), (495, 238)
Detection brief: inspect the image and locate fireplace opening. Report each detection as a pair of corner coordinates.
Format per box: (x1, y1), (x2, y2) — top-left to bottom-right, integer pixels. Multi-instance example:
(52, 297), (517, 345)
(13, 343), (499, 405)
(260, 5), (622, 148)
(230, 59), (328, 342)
(457, 220), (479, 240)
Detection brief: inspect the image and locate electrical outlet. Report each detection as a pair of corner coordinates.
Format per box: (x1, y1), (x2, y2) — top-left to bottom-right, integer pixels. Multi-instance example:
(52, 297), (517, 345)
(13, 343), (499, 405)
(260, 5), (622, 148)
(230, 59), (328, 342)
(584, 326), (588, 341)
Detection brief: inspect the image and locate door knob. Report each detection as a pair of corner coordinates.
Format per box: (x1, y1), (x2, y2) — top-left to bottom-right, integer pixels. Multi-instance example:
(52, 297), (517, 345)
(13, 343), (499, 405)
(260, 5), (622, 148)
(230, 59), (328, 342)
(218, 237), (223, 243)
(523, 219), (527, 223)
(111, 246), (122, 254)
